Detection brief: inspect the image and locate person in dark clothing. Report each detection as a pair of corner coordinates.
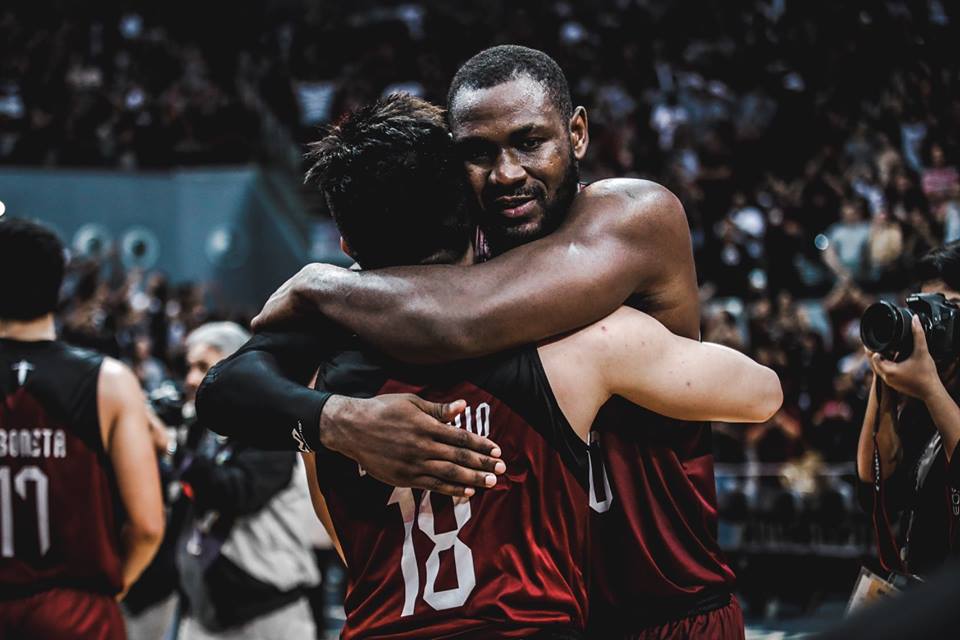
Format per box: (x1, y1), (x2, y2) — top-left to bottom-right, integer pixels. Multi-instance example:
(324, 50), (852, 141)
(857, 241), (960, 576)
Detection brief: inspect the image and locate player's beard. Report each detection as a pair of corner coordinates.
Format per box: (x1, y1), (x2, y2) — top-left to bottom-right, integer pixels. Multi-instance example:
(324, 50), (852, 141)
(482, 149), (580, 257)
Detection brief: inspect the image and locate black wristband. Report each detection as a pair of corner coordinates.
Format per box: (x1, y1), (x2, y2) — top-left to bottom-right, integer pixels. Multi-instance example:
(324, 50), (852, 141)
(290, 390), (333, 453)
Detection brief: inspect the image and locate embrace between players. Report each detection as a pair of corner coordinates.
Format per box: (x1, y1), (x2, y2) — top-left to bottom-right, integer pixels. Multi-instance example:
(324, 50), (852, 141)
(198, 46), (783, 639)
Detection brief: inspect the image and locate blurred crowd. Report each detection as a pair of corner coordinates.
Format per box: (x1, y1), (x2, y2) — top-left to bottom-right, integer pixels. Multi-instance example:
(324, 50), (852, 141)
(57, 251), (222, 384)
(0, 2), (262, 167)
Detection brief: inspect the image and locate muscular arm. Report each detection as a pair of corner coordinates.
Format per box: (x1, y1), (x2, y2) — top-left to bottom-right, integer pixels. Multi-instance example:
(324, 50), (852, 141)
(598, 309), (782, 423)
(97, 359), (164, 599)
(541, 308), (782, 437)
(258, 179), (700, 361)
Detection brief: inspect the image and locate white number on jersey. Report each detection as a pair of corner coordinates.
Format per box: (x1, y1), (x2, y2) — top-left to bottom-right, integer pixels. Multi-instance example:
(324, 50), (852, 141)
(588, 432), (614, 513)
(387, 487), (476, 617)
(0, 466), (51, 557)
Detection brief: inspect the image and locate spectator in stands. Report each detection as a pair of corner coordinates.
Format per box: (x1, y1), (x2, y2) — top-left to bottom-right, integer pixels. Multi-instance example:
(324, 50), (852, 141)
(823, 200), (871, 285)
(922, 143), (959, 203)
(867, 210), (904, 285)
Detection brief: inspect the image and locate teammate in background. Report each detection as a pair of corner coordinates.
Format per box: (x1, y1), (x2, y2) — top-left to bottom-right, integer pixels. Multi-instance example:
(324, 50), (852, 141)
(198, 95), (781, 638)
(252, 46), (749, 638)
(0, 217), (164, 640)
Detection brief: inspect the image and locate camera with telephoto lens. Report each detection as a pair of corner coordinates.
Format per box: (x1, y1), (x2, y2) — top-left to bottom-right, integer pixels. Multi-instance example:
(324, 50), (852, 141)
(860, 293), (960, 363)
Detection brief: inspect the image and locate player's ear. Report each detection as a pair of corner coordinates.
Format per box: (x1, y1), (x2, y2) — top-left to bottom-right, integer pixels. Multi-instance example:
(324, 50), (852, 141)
(569, 106), (589, 161)
(340, 237), (355, 260)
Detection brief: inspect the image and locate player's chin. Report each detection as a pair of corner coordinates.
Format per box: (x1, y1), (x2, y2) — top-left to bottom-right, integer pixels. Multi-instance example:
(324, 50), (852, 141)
(497, 215), (547, 242)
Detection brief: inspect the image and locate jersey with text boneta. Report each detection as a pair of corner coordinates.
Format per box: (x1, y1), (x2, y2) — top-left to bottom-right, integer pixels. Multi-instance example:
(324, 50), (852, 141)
(314, 346), (589, 639)
(0, 339), (123, 599)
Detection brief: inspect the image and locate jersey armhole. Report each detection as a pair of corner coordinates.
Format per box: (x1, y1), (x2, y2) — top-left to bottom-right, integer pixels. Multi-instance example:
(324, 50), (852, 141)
(527, 349), (590, 482)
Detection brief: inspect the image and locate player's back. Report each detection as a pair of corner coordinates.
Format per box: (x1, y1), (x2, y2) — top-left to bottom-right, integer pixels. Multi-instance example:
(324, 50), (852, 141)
(315, 345), (590, 639)
(0, 338), (124, 598)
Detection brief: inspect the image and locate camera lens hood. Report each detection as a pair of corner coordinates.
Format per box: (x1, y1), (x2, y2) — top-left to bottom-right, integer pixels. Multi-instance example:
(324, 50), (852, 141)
(861, 301), (914, 361)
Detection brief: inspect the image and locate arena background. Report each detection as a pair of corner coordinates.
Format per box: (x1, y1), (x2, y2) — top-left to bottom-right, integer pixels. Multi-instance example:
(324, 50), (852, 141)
(2, 0), (958, 637)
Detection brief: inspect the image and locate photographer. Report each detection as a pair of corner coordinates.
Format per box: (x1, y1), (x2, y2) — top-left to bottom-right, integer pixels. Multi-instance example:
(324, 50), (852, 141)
(176, 322), (320, 639)
(856, 241), (960, 576)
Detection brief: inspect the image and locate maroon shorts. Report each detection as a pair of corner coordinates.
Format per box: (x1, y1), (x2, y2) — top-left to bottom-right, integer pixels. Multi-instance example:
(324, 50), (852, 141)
(0, 588), (126, 640)
(625, 596), (745, 640)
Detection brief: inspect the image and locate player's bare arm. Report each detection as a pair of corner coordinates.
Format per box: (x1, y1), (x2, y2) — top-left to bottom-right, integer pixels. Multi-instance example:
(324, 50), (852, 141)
(539, 307), (783, 438)
(97, 358), (164, 600)
(254, 178), (700, 356)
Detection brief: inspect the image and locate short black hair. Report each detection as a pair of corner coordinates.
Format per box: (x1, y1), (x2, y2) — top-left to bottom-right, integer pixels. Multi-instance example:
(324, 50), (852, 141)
(0, 217), (66, 320)
(447, 45), (573, 121)
(305, 94), (472, 269)
(916, 241), (960, 291)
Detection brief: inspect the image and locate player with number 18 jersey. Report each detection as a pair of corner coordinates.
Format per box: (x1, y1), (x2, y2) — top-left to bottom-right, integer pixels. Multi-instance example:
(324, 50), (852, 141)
(313, 345), (590, 640)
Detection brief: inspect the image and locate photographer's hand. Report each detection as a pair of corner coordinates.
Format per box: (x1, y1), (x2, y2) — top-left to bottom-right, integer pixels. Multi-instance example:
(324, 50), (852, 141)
(871, 316), (943, 401)
(872, 315), (960, 461)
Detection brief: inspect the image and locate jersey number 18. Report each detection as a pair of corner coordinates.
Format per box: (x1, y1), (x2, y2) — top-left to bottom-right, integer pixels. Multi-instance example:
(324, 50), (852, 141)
(388, 487), (476, 617)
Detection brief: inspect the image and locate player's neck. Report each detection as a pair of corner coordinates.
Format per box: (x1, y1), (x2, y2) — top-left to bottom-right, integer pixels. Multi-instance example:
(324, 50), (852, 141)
(0, 314), (56, 341)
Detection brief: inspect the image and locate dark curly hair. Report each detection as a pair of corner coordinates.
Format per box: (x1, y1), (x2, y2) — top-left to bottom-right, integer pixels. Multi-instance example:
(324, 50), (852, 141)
(916, 241), (960, 291)
(305, 93), (473, 269)
(0, 217), (66, 320)
(447, 45), (573, 122)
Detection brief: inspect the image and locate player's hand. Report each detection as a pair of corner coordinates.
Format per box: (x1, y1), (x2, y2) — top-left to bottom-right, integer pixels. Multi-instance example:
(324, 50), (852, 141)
(870, 315), (944, 402)
(319, 394), (506, 497)
(252, 263), (342, 332)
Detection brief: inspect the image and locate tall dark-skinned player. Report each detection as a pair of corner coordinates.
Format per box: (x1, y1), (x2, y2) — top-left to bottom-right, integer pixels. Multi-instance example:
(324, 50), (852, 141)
(198, 93), (780, 638)
(245, 46), (749, 639)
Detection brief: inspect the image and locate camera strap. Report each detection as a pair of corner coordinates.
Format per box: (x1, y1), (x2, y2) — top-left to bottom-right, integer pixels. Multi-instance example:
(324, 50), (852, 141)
(871, 380), (908, 574)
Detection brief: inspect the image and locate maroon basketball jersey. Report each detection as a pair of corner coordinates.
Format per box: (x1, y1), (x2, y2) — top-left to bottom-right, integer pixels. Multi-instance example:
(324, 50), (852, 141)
(587, 397), (736, 630)
(314, 346), (589, 639)
(0, 339), (124, 598)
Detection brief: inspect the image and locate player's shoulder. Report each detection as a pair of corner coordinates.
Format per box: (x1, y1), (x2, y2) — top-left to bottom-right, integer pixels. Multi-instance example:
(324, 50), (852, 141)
(579, 178), (682, 211)
(56, 341), (106, 368)
(97, 357), (141, 394)
(575, 179), (686, 237)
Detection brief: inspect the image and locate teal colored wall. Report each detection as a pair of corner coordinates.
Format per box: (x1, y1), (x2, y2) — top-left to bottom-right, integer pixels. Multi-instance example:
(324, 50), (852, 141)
(0, 167), (324, 311)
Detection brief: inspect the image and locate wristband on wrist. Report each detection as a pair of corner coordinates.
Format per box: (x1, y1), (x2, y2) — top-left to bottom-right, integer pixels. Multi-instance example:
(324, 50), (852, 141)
(292, 390), (333, 453)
